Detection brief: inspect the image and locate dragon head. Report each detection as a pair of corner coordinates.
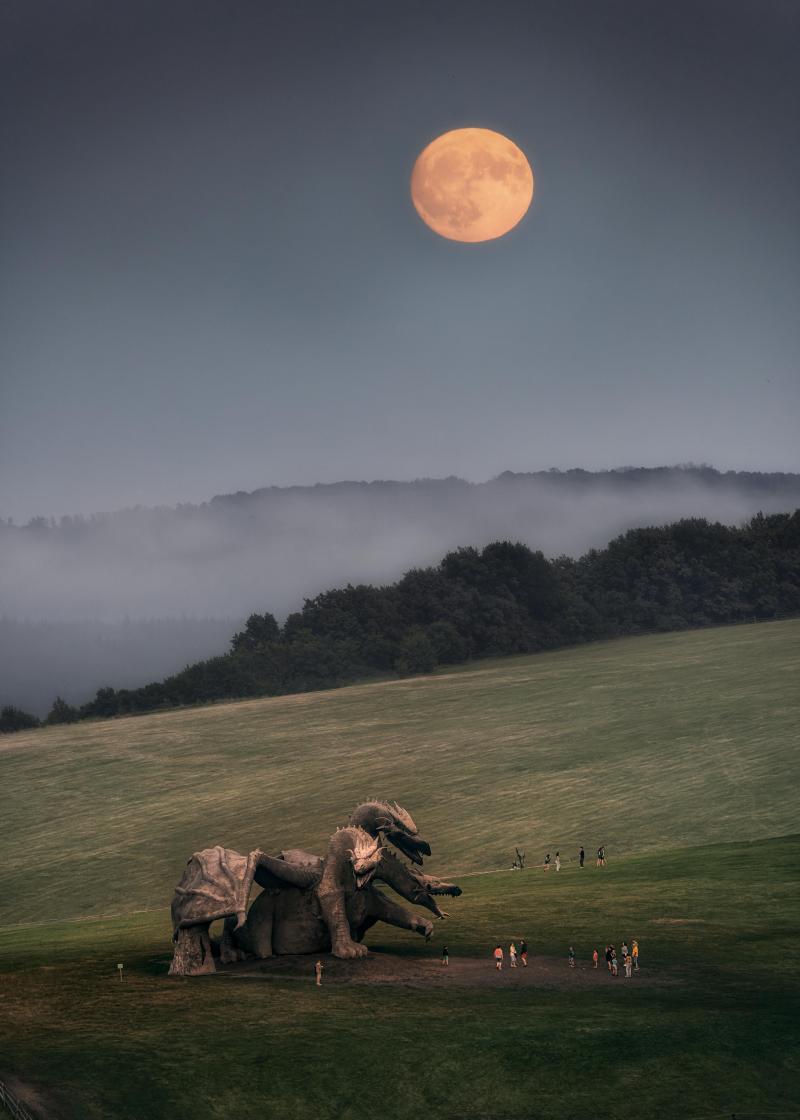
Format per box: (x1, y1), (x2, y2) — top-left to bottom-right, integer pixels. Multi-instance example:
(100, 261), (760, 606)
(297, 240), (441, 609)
(350, 799), (432, 866)
(347, 829), (384, 889)
(373, 849), (463, 919)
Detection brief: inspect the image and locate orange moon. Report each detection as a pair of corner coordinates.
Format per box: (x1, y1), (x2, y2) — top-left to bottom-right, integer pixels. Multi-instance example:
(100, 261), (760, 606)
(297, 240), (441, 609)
(410, 127), (534, 243)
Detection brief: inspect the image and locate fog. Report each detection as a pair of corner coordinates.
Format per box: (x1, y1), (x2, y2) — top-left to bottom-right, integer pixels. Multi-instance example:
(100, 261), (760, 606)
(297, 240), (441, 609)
(2, 467), (799, 714)
(0, 617), (239, 718)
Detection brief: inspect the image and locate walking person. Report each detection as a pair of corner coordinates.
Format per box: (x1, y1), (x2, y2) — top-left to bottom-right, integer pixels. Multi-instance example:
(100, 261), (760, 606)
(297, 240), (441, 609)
(519, 939), (528, 967)
(315, 959), (324, 987)
(555, 851), (561, 872)
(544, 852), (551, 872)
(509, 942), (517, 968)
(579, 847), (585, 868)
(441, 946), (449, 966)
(568, 946), (575, 968)
(596, 845), (606, 867)
(624, 953), (633, 979)
(494, 945), (504, 971)
(632, 939), (639, 970)
(592, 948), (599, 969)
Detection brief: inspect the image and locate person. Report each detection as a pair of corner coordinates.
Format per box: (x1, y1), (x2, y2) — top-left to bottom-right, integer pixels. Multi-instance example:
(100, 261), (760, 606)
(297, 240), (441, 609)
(315, 959), (324, 987)
(597, 845), (606, 867)
(611, 949), (618, 977)
(494, 944), (504, 970)
(441, 945), (449, 966)
(519, 939), (528, 967)
(605, 945), (612, 972)
(621, 941), (628, 960)
(568, 945), (575, 968)
(579, 847), (585, 868)
(632, 939), (639, 970)
(592, 948), (599, 969)
(624, 953), (633, 979)
(509, 942), (517, 967)
(544, 852), (551, 872)
(555, 851), (561, 872)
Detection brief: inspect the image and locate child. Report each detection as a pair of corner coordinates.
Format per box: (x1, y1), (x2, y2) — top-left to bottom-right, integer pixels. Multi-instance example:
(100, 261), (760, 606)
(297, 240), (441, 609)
(441, 946), (449, 966)
(624, 954), (633, 979)
(509, 942), (517, 967)
(519, 939), (528, 967)
(568, 946), (575, 968)
(611, 950), (618, 977)
(315, 960), (324, 987)
(592, 948), (599, 969)
(494, 945), (504, 970)
(544, 853), (551, 872)
(555, 851), (561, 872)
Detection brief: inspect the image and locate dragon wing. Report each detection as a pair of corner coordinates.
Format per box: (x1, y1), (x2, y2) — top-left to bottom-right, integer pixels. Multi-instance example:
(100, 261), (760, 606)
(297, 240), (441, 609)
(171, 847), (320, 936)
(171, 846), (259, 933)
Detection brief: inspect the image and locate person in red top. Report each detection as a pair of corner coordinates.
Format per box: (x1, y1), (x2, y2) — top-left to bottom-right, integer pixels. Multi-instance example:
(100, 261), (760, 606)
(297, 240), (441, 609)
(592, 949), (599, 969)
(493, 945), (504, 970)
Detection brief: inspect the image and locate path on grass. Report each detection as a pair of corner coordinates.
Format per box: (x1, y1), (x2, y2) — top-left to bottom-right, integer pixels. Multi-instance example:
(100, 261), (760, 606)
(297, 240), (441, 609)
(223, 951), (677, 991)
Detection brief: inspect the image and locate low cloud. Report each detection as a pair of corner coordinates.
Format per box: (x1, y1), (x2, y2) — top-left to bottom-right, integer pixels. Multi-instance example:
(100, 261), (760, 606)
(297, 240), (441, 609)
(2, 466), (798, 713)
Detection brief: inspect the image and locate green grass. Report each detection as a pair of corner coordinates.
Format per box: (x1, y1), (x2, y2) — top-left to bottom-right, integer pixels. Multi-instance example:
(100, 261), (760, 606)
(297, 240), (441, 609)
(2, 619), (799, 927)
(0, 838), (798, 1120)
(1, 620), (799, 1119)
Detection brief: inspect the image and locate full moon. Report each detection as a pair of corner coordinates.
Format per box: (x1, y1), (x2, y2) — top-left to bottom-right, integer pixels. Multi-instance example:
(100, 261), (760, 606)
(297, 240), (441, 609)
(410, 127), (534, 243)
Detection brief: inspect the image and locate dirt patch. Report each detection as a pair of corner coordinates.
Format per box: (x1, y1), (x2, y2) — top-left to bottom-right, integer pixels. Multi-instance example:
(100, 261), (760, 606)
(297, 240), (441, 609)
(220, 951), (677, 991)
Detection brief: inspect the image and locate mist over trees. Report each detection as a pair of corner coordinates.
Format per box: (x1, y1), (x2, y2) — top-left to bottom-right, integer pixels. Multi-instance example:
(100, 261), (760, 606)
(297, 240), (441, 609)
(0, 617), (239, 717)
(3, 509), (793, 730)
(2, 466), (799, 716)
(3, 467), (800, 622)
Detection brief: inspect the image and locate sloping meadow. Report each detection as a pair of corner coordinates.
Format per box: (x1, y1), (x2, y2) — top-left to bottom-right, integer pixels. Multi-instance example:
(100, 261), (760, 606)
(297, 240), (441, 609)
(2, 618), (798, 928)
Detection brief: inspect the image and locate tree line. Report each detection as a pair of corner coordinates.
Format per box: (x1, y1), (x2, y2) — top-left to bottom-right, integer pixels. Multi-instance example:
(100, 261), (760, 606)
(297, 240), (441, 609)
(3, 511), (798, 732)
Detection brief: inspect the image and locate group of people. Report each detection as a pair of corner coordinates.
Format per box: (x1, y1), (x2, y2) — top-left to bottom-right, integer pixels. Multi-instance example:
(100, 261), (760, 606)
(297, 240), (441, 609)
(485, 938), (640, 974)
(490, 940), (529, 969)
(591, 940), (639, 977)
(543, 845), (606, 871)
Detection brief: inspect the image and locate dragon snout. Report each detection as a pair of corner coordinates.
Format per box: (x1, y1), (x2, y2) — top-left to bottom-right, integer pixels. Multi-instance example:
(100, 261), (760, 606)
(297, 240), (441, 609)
(388, 830), (432, 865)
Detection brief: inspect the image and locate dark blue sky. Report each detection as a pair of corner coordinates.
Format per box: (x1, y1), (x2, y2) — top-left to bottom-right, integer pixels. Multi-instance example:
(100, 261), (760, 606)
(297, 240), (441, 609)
(2, 0), (798, 520)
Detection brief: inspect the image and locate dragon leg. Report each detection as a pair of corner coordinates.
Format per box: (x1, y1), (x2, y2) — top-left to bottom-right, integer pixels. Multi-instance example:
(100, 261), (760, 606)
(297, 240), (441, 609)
(318, 884), (369, 958)
(365, 891), (434, 941)
(220, 915), (247, 963)
(235, 889), (276, 958)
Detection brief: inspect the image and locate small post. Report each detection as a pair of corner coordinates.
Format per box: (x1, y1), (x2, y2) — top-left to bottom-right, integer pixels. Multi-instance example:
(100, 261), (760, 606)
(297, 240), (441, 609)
(117, 962), (124, 981)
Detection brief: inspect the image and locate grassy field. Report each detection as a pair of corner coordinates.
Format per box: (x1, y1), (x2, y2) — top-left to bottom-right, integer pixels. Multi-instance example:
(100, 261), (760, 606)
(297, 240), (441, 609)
(0, 839), (798, 1120)
(1, 620), (799, 1119)
(2, 619), (799, 927)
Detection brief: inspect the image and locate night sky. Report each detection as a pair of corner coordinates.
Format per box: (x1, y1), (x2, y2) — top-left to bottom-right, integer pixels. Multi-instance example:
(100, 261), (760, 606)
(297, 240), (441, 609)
(2, 0), (798, 520)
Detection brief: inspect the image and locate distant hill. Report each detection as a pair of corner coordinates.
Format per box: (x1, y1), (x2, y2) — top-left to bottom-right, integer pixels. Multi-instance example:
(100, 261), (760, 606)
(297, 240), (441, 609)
(3, 466), (800, 623)
(2, 465), (799, 714)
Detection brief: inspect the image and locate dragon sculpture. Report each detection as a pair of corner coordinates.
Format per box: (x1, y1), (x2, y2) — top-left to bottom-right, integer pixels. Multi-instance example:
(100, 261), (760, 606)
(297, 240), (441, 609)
(169, 801), (461, 976)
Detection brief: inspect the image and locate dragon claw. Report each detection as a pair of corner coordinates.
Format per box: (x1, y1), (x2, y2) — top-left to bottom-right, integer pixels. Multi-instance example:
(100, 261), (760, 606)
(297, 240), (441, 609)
(334, 940), (369, 959)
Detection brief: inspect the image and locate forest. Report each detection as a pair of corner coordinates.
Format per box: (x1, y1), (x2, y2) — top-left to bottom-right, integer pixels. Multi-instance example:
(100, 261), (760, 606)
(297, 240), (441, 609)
(4, 510), (796, 731)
